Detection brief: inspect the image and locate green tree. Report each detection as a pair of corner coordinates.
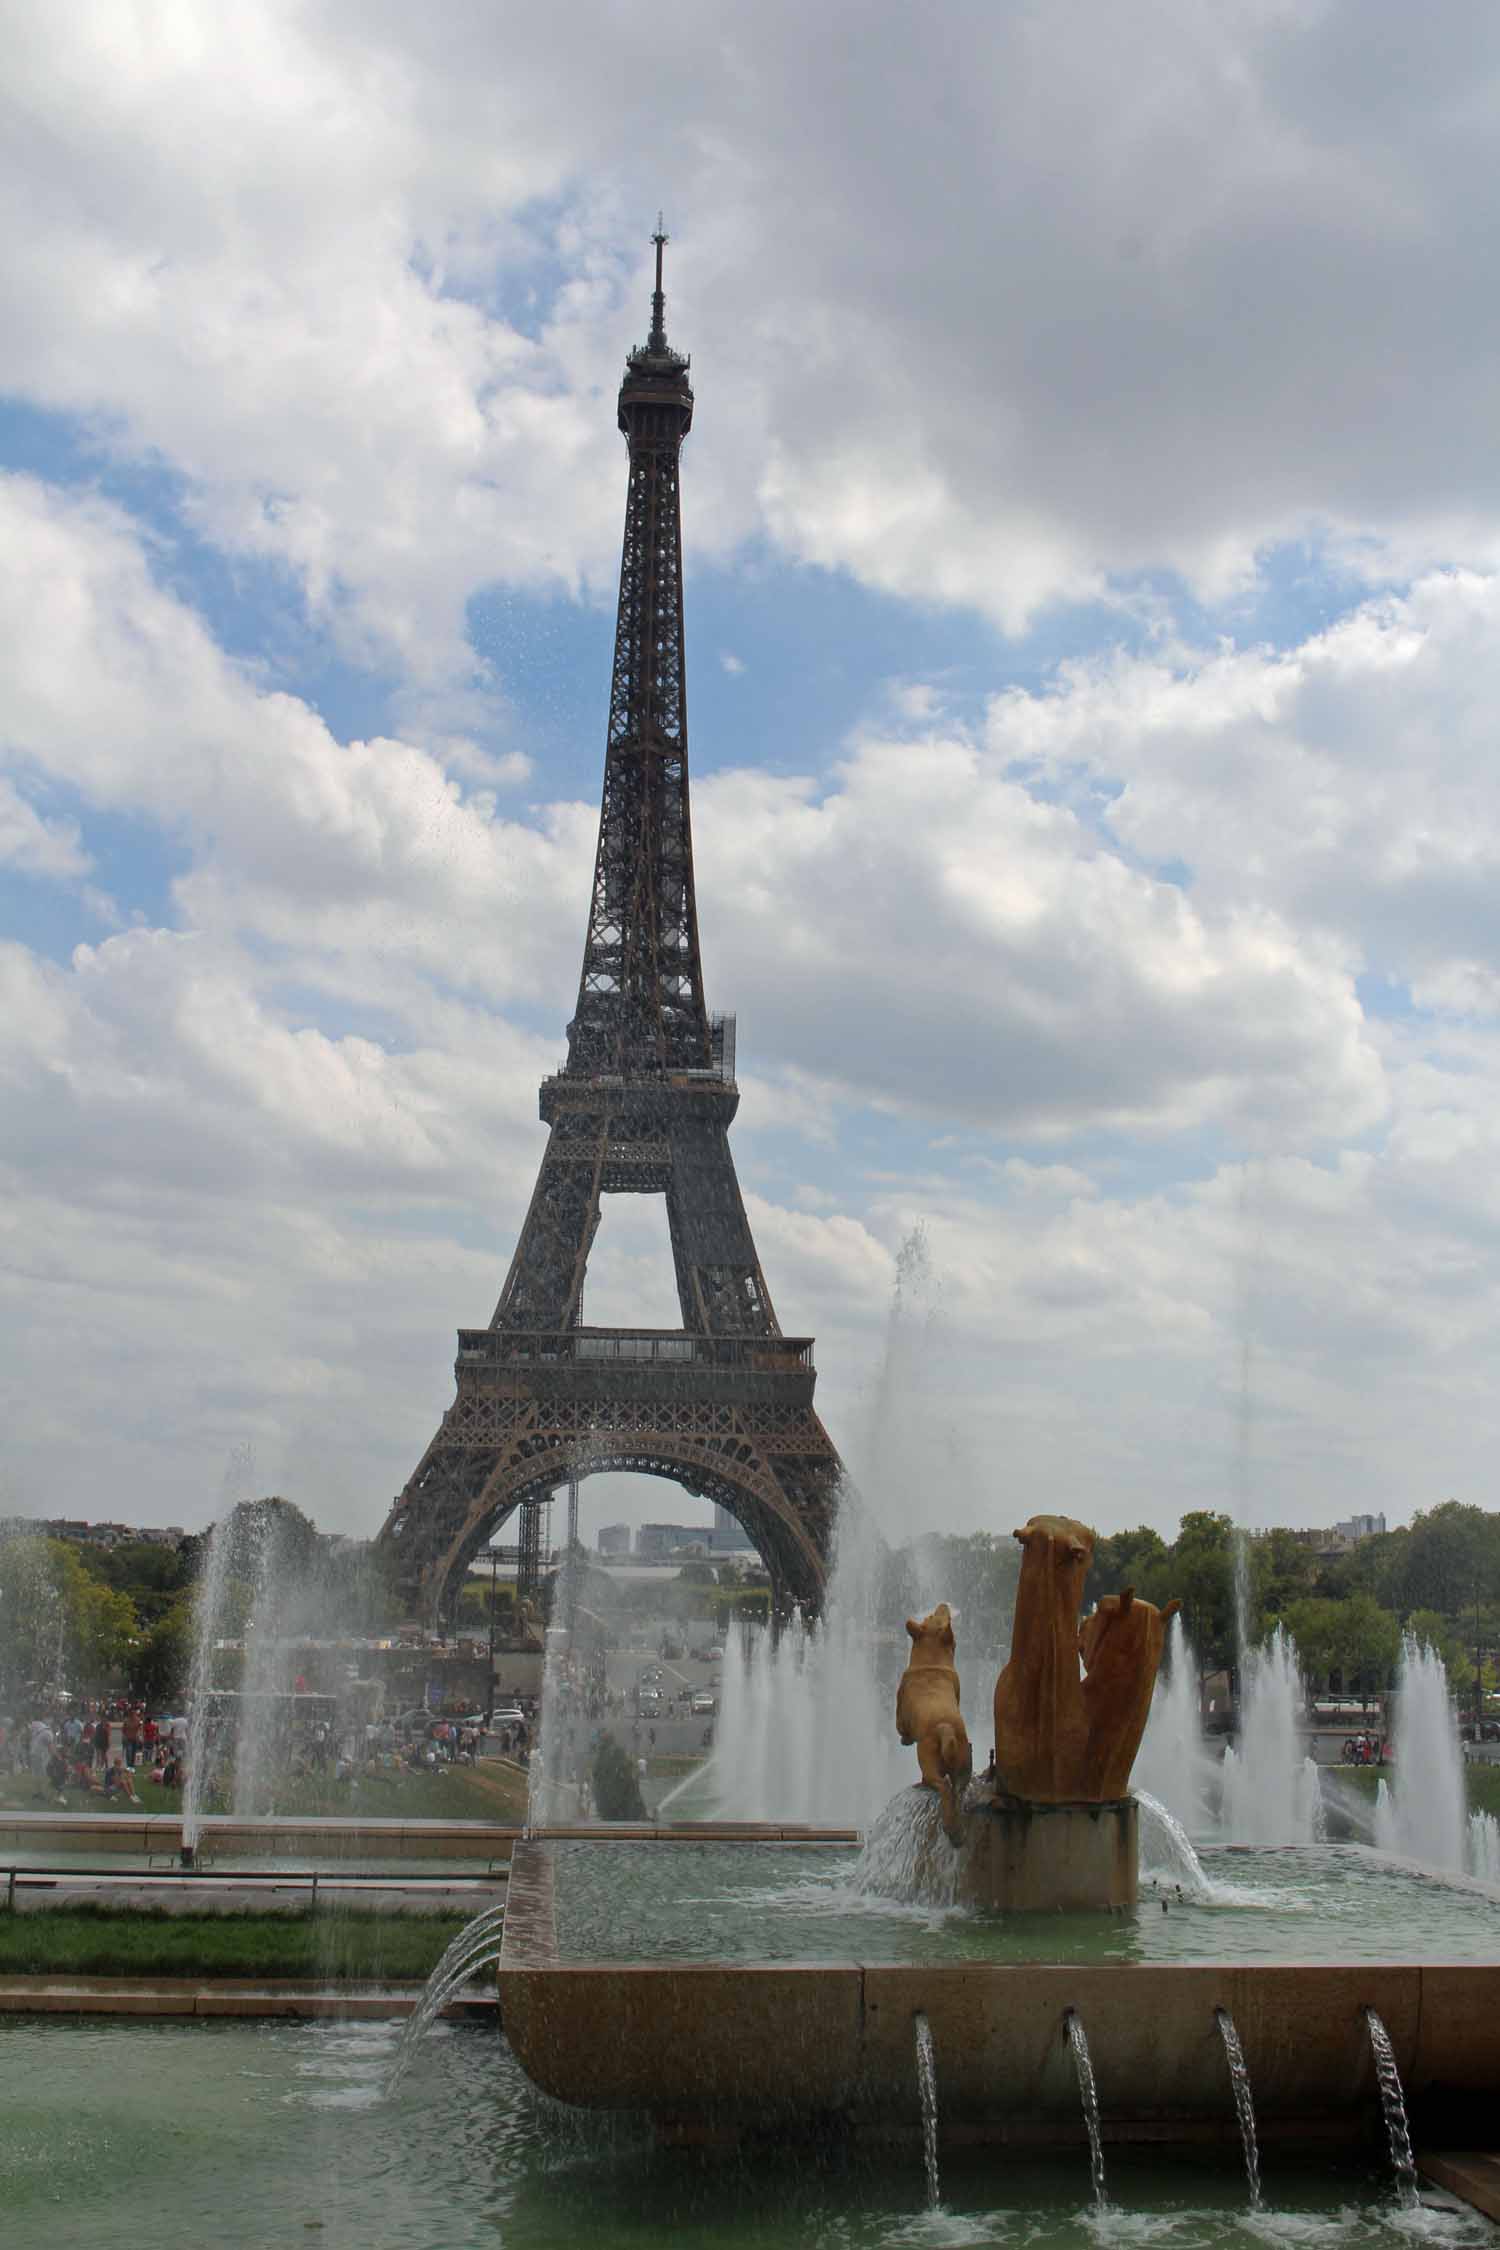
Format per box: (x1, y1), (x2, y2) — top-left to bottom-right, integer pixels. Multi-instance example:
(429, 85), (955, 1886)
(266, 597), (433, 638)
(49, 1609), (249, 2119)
(1279, 1597), (1346, 1686)
(126, 1596), (196, 1706)
(591, 1732), (646, 1821)
(1086, 1527), (1170, 1613)
(1405, 1607), (1462, 1669)
(1252, 1529), (1319, 1622)
(219, 1496), (321, 1586)
(74, 1538), (195, 1626)
(0, 1537), (137, 1700)
(1281, 1592), (1398, 1696)
(1401, 1502), (1500, 1618)
(1168, 1512), (1237, 1674)
(1326, 1527), (1411, 1611)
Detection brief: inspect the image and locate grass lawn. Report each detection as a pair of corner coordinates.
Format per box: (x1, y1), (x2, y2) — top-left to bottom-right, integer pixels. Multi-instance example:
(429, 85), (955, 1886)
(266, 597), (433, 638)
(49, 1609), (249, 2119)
(0, 1905), (473, 1981)
(1337, 1763), (1500, 1819)
(0, 1758), (529, 1826)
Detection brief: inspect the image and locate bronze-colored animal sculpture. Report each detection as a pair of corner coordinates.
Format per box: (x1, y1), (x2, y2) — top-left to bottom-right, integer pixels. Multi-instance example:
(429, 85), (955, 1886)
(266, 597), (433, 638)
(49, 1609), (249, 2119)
(992, 1515), (1095, 1802)
(895, 1602), (972, 1842)
(1078, 1588), (1182, 1800)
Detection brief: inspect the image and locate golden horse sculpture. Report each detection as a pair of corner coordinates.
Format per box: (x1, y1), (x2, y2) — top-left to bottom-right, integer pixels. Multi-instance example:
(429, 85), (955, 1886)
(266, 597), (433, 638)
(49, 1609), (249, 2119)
(991, 1514), (1179, 1805)
(894, 1602), (972, 1842)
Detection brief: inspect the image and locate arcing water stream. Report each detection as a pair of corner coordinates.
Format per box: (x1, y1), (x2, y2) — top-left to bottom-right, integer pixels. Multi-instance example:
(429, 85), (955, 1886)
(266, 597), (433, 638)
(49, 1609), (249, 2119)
(1064, 2010), (1108, 2212)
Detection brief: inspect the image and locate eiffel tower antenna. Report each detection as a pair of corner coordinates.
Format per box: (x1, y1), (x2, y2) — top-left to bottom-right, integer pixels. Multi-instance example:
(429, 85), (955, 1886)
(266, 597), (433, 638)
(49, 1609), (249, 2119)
(650, 214), (669, 352)
(377, 232), (845, 1625)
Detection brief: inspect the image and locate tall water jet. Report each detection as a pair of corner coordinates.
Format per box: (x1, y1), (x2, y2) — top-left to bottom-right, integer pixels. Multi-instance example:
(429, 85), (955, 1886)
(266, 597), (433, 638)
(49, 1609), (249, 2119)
(1221, 1626), (1321, 1845)
(913, 2012), (940, 2212)
(1364, 2008), (1419, 2208)
(702, 1229), (1003, 1828)
(180, 1516), (234, 1860)
(1134, 1614), (1215, 1837)
(231, 1506), (291, 1821)
(1376, 1635), (1466, 1874)
(1214, 2007), (1262, 2211)
(1470, 1810), (1500, 1886)
(1065, 2011), (1107, 2212)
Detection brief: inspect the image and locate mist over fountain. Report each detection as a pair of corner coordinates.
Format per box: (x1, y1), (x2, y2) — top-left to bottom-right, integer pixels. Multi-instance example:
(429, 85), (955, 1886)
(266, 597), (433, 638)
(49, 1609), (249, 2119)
(1221, 1624), (1323, 1845)
(676, 1228), (1013, 1829)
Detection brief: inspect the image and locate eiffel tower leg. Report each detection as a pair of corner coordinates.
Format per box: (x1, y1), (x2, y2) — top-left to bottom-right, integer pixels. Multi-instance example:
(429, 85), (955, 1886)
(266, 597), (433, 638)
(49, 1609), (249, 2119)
(491, 1124), (605, 1331)
(667, 1123), (776, 1334)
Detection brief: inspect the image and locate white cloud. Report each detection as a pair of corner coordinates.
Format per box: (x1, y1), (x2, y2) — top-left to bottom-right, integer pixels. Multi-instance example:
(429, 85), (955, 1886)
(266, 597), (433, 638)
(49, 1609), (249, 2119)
(7, 3), (1500, 672)
(695, 734), (1384, 1142)
(991, 569), (1500, 1012)
(10, 7), (1500, 1545)
(0, 776), (89, 880)
(8, 470), (1492, 1539)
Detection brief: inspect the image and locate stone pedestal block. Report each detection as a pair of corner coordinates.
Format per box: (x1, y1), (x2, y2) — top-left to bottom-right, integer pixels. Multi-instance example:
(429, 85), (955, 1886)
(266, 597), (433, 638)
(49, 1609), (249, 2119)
(955, 1795), (1137, 1912)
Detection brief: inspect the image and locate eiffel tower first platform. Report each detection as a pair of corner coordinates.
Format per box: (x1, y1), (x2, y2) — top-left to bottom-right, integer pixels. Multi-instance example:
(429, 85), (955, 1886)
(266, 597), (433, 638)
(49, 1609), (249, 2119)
(377, 233), (845, 1624)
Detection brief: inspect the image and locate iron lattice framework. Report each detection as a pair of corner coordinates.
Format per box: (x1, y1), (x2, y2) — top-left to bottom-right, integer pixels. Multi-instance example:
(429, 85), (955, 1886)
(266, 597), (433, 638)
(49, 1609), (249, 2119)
(377, 233), (844, 1622)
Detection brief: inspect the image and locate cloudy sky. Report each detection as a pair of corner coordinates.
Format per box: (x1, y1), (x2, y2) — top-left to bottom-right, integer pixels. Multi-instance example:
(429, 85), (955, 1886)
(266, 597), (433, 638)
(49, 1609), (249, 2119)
(4, 1), (1500, 1550)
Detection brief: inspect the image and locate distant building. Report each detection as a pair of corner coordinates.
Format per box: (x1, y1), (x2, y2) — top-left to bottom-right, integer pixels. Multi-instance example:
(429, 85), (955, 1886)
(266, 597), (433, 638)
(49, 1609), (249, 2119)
(596, 1523), (632, 1558)
(635, 1522), (713, 1560)
(0, 1517), (186, 1550)
(1288, 1513), (1390, 1558)
(710, 1504), (753, 1554)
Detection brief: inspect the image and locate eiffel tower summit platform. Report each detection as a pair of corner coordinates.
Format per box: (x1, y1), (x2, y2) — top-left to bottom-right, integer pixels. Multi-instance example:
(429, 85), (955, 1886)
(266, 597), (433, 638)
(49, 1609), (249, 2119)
(377, 230), (845, 1625)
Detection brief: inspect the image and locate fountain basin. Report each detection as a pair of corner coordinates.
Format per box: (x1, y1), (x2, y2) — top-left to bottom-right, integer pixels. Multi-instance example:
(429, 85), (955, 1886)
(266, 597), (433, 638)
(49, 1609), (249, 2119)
(499, 1837), (1500, 2142)
(955, 1796), (1136, 1911)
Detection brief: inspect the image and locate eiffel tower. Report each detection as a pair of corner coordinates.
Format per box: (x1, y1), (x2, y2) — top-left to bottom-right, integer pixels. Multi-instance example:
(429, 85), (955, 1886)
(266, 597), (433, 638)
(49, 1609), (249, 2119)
(377, 230), (845, 1624)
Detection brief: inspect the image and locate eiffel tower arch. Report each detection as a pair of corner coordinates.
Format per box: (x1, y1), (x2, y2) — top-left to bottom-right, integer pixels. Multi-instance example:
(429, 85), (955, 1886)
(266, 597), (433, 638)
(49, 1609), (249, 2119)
(377, 232), (845, 1623)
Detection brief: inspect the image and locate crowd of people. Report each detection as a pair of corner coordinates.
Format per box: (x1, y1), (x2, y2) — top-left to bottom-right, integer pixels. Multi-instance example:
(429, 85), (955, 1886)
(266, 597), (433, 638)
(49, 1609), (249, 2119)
(2, 1701), (191, 1805)
(1341, 1733), (1386, 1766)
(2, 1695), (537, 1807)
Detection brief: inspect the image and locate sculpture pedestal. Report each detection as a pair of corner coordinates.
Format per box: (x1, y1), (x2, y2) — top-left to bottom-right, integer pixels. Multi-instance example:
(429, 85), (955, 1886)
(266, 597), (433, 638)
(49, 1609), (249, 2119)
(955, 1792), (1138, 1913)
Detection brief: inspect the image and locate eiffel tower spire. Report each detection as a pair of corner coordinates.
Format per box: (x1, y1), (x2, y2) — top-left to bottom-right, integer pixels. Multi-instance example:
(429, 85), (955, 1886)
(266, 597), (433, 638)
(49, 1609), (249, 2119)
(567, 221), (706, 1080)
(377, 230), (844, 1624)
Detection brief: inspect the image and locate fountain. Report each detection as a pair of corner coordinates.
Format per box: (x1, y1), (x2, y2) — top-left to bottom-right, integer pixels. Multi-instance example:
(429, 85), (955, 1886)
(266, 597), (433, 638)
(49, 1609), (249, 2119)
(1065, 2010), (1108, 2212)
(1365, 2007), (1420, 2208)
(949, 1516), (1177, 1910)
(1375, 1632), (1500, 1877)
(1220, 1624), (1322, 1846)
(1215, 2006), (1263, 2211)
(913, 2011), (941, 2211)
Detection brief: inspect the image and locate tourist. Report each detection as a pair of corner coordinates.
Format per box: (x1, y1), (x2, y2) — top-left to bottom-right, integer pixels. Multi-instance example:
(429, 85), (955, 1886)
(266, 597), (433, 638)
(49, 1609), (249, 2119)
(91, 1715), (111, 1768)
(123, 1708), (143, 1768)
(105, 1755), (141, 1806)
(28, 1714), (55, 1799)
(142, 1713), (159, 1761)
(170, 1712), (189, 1758)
